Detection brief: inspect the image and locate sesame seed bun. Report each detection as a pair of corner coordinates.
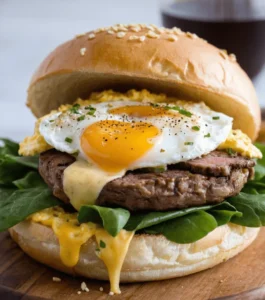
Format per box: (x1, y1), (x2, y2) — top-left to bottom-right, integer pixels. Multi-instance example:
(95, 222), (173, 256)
(27, 24), (260, 140)
(9, 221), (259, 283)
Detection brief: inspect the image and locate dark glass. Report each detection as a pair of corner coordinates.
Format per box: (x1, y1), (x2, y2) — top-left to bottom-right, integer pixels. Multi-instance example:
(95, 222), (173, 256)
(161, 0), (265, 79)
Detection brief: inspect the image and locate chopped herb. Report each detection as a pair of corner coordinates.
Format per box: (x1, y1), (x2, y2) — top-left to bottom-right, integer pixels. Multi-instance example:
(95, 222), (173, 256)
(165, 105), (192, 117)
(77, 115), (85, 121)
(65, 137), (73, 143)
(100, 240), (106, 248)
(95, 247), (100, 252)
(69, 103), (81, 114)
(49, 120), (54, 123)
(226, 148), (236, 156)
(204, 133), (211, 138)
(150, 103), (160, 108)
(192, 126), (200, 131)
(184, 142), (194, 146)
(85, 105), (96, 116)
(160, 149), (165, 153)
(87, 111), (96, 116)
(212, 116), (220, 120)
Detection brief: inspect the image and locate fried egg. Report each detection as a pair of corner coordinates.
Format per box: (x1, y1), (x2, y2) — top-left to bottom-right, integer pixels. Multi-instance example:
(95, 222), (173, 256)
(39, 100), (233, 172)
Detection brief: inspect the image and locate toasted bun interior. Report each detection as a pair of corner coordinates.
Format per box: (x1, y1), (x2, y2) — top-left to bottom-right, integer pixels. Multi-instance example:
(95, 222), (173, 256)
(27, 25), (260, 140)
(9, 221), (259, 282)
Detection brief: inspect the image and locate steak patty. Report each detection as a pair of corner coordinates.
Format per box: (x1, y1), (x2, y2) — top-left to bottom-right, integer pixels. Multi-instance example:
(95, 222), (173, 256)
(39, 149), (255, 211)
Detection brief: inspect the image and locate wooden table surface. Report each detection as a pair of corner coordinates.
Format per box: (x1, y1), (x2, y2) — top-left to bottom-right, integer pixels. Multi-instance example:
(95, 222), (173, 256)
(1, 228), (265, 300)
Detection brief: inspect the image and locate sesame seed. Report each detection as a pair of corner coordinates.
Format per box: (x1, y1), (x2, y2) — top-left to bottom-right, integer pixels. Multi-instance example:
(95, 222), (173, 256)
(146, 30), (159, 38)
(167, 35), (178, 42)
(88, 33), (95, 40)
(131, 26), (141, 32)
(172, 27), (183, 35)
(99, 287), (104, 292)
(187, 32), (198, 39)
(111, 26), (119, 32)
(109, 292), (114, 296)
(95, 27), (105, 33)
(147, 25), (155, 30)
(129, 35), (139, 40)
(52, 277), (61, 282)
(118, 26), (128, 32)
(117, 31), (126, 38)
(85, 288), (89, 292)
(219, 50), (227, 59)
(77, 291), (81, 295)
(156, 28), (165, 34)
(76, 33), (85, 38)
(80, 47), (86, 56)
(107, 30), (114, 35)
(139, 36), (146, 42)
(229, 53), (237, 62)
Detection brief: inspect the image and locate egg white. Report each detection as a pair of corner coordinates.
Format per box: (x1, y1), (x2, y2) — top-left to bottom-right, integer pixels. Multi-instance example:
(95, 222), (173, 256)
(39, 101), (233, 170)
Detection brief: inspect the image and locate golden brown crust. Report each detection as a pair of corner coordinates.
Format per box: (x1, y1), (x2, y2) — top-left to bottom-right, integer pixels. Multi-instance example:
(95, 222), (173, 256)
(27, 24), (260, 140)
(9, 221), (259, 282)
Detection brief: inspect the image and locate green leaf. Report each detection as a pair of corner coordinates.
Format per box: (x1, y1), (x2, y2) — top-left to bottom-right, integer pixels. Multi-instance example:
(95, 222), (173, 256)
(144, 211), (218, 244)
(228, 192), (265, 227)
(0, 156), (30, 185)
(6, 155), (39, 169)
(0, 186), (60, 232)
(13, 171), (46, 189)
(0, 139), (19, 156)
(124, 204), (214, 231)
(78, 205), (130, 237)
(210, 210), (242, 226)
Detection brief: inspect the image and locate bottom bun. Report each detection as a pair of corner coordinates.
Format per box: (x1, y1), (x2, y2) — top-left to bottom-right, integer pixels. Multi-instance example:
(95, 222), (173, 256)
(9, 221), (259, 282)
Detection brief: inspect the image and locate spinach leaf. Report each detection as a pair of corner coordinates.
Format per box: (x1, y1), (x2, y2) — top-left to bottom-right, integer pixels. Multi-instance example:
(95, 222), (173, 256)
(13, 171), (46, 189)
(144, 211), (218, 244)
(124, 204), (214, 231)
(0, 187), (60, 232)
(78, 205), (130, 237)
(228, 192), (265, 227)
(0, 139), (60, 232)
(0, 138), (19, 155)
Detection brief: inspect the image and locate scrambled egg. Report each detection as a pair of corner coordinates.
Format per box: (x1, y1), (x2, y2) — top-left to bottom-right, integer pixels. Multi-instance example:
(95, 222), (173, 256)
(19, 89), (262, 159)
(218, 129), (262, 159)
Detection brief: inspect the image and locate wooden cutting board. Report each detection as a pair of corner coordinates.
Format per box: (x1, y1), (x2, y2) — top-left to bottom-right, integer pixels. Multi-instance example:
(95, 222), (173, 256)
(1, 228), (265, 300)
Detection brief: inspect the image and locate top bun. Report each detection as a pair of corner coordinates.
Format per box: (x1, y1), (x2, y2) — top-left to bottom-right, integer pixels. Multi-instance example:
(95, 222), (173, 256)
(27, 24), (260, 140)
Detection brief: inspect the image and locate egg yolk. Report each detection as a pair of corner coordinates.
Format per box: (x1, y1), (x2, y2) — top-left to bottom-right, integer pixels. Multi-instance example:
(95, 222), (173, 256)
(109, 105), (175, 118)
(81, 120), (160, 172)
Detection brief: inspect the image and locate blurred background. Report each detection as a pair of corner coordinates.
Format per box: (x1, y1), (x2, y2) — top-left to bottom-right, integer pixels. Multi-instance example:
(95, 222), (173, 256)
(1, 0), (265, 141)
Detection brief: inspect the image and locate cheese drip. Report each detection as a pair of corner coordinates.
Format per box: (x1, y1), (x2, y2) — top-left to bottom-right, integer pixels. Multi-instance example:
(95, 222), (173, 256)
(63, 160), (125, 210)
(96, 229), (134, 294)
(30, 208), (134, 294)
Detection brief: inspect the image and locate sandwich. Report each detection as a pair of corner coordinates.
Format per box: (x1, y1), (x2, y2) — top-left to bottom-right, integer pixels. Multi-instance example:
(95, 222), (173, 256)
(1, 24), (265, 295)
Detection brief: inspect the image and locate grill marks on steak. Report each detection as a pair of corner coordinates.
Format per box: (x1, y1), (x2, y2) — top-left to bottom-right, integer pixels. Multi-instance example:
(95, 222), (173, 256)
(174, 150), (255, 177)
(38, 149), (255, 211)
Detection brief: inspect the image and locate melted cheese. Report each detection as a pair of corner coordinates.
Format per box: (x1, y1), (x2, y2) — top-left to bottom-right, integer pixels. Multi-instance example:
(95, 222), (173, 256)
(30, 208), (134, 294)
(218, 129), (262, 159)
(63, 160), (124, 210)
(95, 229), (134, 294)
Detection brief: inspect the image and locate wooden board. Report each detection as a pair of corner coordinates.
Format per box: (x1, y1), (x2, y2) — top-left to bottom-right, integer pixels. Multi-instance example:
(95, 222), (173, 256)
(1, 229), (265, 300)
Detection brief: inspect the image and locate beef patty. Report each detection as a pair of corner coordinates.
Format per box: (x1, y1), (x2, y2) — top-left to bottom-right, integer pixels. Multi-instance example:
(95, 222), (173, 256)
(39, 149), (255, 211)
